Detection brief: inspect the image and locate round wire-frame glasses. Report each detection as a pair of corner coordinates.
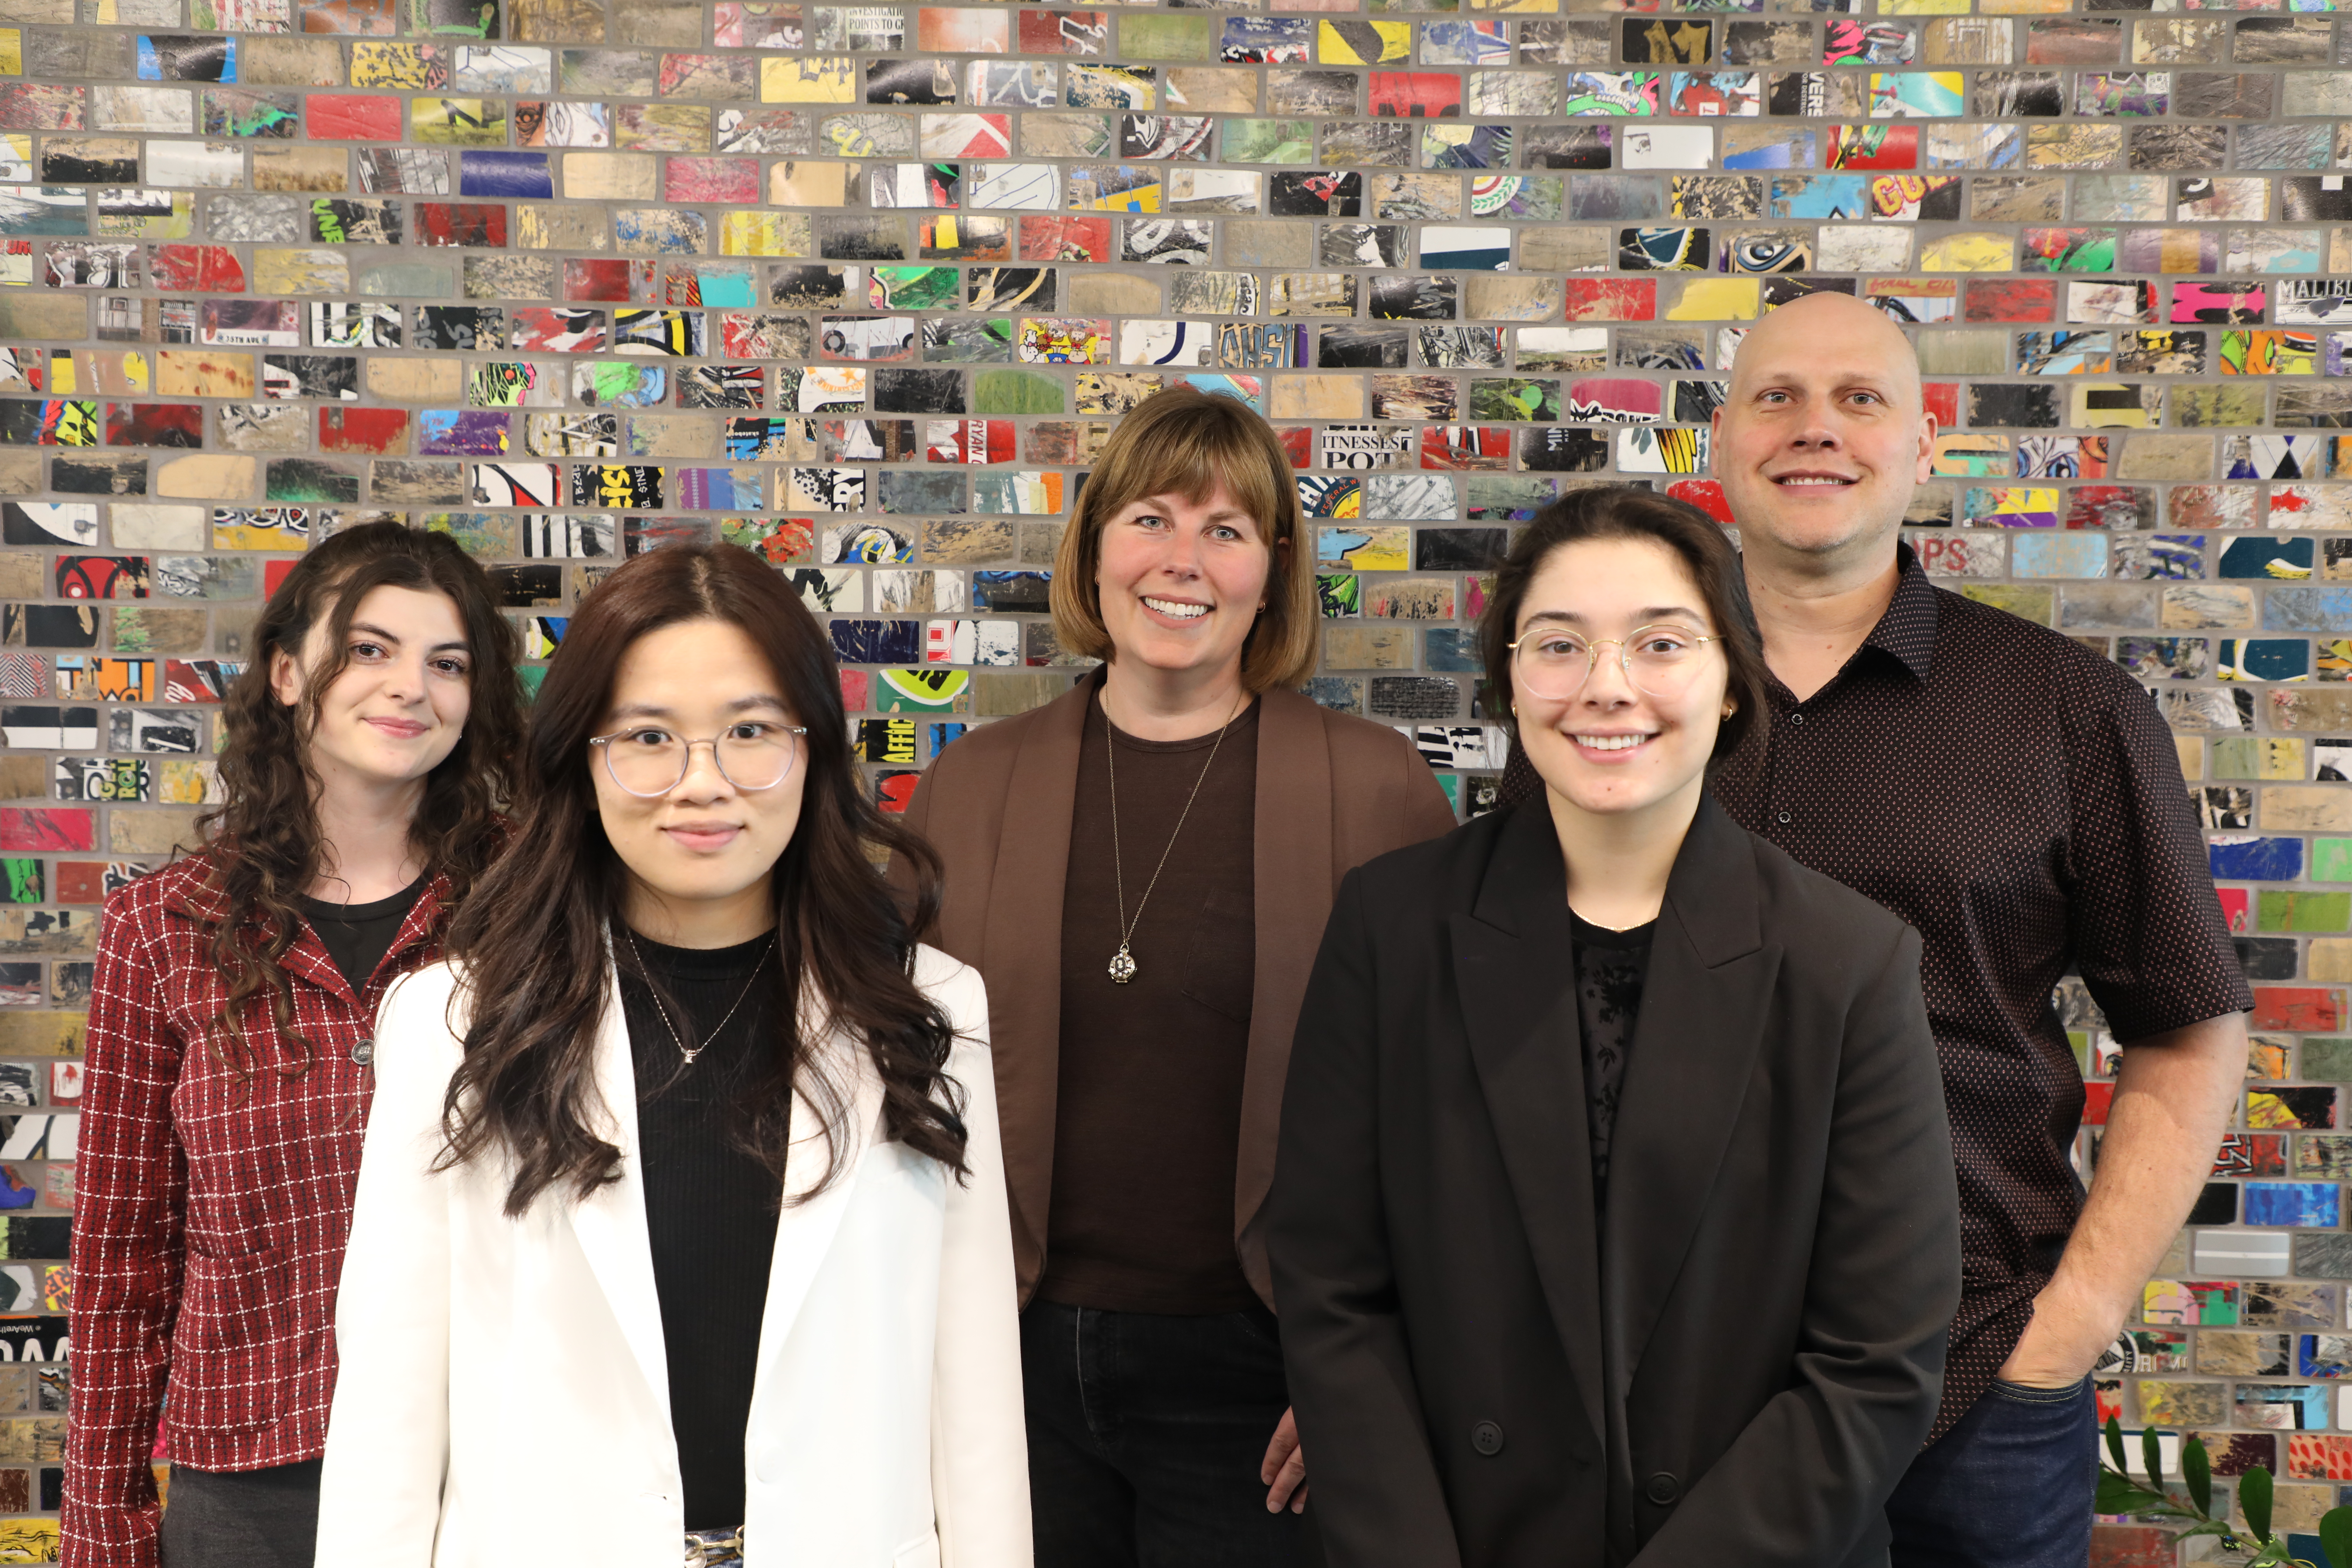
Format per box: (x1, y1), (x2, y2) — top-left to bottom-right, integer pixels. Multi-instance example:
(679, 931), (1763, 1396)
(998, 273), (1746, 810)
(588, 724), (810, 798)
(1506, 623), (1723, 703)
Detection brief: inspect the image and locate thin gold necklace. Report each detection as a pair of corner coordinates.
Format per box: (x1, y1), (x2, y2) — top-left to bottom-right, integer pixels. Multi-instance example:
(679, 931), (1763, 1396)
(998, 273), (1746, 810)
(621, 925), (776, 1065)
(1105, 688), (1247, 985)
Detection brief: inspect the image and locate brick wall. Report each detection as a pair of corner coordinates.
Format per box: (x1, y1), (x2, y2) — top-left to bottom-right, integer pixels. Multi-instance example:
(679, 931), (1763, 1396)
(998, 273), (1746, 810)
(0, 0), (2348, 1555)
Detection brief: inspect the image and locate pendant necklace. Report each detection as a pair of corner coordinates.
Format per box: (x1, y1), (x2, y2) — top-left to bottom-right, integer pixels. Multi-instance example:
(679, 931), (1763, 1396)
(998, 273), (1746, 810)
(1105, 688), (1247, 985)
(621, 925), (777, 1065)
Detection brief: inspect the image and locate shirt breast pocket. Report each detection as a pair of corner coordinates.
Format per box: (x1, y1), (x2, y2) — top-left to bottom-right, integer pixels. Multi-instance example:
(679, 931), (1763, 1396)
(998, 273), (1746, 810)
(1180, 891), (1256, 1026)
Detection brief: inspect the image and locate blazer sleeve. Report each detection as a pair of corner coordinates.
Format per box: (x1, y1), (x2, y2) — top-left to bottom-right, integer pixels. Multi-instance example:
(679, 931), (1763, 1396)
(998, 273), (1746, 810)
(315, 969), (458, 1567)
(1269, 869), (1463, 1568)
(1631, 924), (1961, 1567)
(62, 893), (185, 1568)
(927, 967), (1033, 1568)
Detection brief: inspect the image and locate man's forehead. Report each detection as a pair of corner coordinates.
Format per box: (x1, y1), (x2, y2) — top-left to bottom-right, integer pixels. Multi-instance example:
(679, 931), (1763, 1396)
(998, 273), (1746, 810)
(1735, 302), (1918, 383)
(1731, 329), (1919, 396)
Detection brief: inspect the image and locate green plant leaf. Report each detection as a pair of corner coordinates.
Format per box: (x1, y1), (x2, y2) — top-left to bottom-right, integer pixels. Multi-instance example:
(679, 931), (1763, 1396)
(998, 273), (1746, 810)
(2095, 1471), (2184, 1518)
(2106, 1414), (2130, 1477)
(2144, 1425), (2166, 1493)
(2244, 1464), (2276, 1545)
(2322, 1503), (2352, 1568)
(2186, 1433), (2213, 1517)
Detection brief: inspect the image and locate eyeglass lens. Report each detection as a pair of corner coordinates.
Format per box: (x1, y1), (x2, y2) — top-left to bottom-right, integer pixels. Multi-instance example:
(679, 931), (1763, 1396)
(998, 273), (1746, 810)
(602, 730), (800, 796)
(1513, 629), (1709, 702)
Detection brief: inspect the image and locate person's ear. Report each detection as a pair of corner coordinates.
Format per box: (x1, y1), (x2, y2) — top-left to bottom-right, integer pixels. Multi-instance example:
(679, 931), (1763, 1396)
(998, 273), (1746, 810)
(267, 643), (302, 709)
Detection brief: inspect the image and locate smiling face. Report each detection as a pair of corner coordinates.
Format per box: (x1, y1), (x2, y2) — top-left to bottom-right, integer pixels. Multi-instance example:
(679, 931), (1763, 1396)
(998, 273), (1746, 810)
(1094, 479), (1277, 685)
(270, 583), (474, 795)
(590, 617), (804, 945)
(1513, 537), (1729, 825)
(1710, 292), (1938, 568)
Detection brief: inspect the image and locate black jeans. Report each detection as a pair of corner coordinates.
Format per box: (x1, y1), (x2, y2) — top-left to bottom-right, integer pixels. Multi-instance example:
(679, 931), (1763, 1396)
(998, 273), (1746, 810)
(159, 1458), (321, 1568)
(1886, 1376), (2099, 1568)
(1023, 1298), (1322, 1568)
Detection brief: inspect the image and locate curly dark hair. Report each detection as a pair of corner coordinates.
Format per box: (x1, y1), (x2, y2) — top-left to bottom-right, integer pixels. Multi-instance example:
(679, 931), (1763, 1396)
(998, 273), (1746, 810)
(440, 542), (969, 1216)
(193, 522), (523, 1078)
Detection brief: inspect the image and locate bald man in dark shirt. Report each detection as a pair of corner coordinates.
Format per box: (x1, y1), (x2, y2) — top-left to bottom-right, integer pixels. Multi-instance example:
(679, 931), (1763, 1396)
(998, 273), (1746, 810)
(1500, 293), (2250, 1567)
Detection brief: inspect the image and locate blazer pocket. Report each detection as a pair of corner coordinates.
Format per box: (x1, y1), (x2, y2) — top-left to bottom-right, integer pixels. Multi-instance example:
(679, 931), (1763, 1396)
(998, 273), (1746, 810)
(1180, 891), (1257, 1025)
(892, 1533), (941, 1568)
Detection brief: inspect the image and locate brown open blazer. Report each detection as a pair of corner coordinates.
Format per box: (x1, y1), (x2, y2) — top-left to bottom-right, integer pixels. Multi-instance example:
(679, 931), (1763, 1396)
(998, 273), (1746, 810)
(894, 668), (1459, 1308)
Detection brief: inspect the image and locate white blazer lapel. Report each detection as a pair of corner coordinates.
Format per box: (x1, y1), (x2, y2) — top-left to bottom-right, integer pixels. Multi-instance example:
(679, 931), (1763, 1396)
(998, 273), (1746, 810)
(752, 1023), (885, 1385)
(565, 965), (673, 1418)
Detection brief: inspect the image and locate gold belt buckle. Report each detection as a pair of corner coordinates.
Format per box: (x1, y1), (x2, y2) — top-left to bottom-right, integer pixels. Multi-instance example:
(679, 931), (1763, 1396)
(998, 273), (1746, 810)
(683, 1527), (745, 1567)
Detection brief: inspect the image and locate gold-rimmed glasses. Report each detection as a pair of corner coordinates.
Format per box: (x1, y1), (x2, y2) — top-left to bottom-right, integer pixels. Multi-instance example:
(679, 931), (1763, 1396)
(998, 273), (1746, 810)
(1506, 623), (1722, 703)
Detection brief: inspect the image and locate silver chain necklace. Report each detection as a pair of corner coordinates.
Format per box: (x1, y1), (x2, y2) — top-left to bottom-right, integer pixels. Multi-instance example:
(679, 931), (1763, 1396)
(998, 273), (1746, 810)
(620, 925), (776, 1065)
(1105, 688), (1247, 985)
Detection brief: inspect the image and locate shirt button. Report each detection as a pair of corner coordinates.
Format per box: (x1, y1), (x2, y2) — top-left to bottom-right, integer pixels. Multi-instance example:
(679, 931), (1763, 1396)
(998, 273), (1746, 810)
(351, 1037), (374, 1067)
(1788, 712), (1804, 726)
(1776, 811), (1792, 826)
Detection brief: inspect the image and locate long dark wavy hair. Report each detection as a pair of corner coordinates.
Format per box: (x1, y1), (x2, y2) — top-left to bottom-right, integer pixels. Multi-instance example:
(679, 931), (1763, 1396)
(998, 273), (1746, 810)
(195, 521), (523, 1078)
(439, 542), (968, 1215)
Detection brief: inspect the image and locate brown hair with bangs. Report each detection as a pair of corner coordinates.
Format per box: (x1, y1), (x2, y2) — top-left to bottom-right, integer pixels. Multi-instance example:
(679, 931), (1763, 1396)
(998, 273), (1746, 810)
(1049, 387), (1318, 692)
(1479, 485), (1769, 765)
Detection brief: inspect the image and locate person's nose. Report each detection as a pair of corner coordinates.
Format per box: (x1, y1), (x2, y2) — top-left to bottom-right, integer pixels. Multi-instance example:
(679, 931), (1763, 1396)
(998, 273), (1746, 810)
(1160, 526), (1204, 577)
(1580, 641), (1638, 706)
(668, 740), (733, 803)
(379, 654), (426, 705)
(1788, 402), (1844, 451)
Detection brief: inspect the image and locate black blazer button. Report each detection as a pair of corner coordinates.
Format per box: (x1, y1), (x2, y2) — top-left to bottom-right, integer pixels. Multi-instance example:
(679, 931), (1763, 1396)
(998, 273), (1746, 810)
(1644, 1472), (1679, 1505)
(1471, 1421), (1504, 1456)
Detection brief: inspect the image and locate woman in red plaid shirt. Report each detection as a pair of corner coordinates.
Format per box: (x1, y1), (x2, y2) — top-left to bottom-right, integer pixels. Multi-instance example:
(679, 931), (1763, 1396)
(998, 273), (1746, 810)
(63, 522), (524, 1568)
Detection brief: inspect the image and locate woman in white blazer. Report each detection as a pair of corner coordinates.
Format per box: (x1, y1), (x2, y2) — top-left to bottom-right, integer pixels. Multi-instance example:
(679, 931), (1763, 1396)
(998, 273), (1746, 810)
(317, 542), (1031, 1568)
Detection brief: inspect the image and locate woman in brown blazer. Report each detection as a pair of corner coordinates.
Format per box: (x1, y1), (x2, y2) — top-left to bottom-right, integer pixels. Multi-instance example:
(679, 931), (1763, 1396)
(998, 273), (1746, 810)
(896, 388), (1455, 1568)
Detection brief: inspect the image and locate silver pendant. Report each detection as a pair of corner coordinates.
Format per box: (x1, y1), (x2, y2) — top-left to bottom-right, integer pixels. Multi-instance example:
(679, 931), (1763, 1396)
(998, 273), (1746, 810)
(1108, 945), (1137, 984)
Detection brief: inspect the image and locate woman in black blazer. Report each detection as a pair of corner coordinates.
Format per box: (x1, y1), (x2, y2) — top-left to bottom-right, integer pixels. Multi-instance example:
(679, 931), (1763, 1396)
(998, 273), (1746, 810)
(1268, 487), (1962, 1568)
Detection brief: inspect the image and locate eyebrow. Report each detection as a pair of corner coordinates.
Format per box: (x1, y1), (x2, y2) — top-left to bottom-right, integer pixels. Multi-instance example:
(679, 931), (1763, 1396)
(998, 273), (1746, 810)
(606, 694), (793, 722)
(1133, 497), (1256, 526)
(1745, 371), (1901, 397)
(350, 621), (471, 654)
(1521, 606), (1710, 627)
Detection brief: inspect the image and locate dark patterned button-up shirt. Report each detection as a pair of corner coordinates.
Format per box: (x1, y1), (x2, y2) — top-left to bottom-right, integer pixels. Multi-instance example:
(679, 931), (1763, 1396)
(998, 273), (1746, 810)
(64, 854), (450, 1568)
(1505, 544), (2249, 1443)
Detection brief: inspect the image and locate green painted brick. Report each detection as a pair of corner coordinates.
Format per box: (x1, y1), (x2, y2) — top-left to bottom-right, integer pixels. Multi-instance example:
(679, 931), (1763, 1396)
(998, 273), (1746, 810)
(2258, 890), (2352, 933)
(2315, 839), (2352, 883)
(1119, 13), (1213, 59)
(1959, 584), (2053, 625)
(972, 370), (1065, 415)
(2300, 1039), (2352, 1082)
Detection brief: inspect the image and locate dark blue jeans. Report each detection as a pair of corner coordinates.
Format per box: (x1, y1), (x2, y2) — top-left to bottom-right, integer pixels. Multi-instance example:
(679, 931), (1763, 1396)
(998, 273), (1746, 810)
(1886, 1376), (2099, 1568)
(1023, 1298), (1322, 1568)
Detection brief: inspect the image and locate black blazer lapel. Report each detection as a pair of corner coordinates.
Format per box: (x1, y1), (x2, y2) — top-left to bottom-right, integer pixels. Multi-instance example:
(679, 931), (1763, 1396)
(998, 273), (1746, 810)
(1602, 795), (1781, 1391)
(1448, 803), (1606, 1452)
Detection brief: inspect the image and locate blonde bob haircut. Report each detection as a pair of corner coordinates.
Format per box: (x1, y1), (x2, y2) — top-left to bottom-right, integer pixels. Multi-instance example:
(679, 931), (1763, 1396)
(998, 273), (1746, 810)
(1049, 387), (1318, 693)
